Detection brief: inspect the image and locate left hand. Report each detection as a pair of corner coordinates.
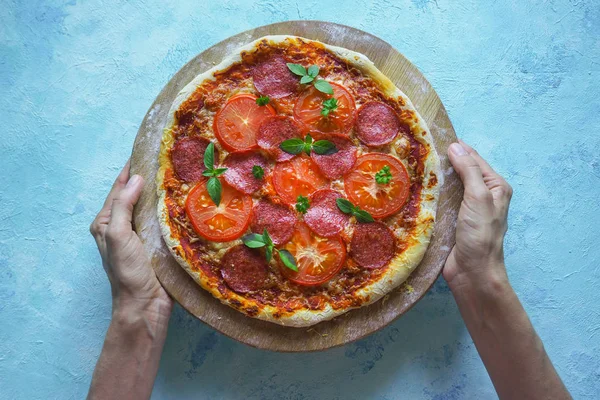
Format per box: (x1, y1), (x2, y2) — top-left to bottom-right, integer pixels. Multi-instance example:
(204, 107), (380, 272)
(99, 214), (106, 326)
(90, 160), (173, 314)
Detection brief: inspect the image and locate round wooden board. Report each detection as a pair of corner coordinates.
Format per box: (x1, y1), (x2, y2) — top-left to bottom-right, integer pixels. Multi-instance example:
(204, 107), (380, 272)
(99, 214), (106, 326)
(131, 21), (462, 352)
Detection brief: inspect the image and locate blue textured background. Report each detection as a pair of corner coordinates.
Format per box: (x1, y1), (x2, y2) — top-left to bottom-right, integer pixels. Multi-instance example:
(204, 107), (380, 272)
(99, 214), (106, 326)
(1, 1), (599, 399)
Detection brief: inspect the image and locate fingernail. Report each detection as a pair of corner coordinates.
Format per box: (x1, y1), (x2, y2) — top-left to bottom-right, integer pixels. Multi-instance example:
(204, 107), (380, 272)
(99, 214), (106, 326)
(126, 174), (141, 188)
(450, 143), (467, 156)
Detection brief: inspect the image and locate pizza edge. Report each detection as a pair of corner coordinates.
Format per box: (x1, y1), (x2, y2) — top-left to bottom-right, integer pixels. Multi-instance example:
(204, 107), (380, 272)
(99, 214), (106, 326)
(156, 35), (441, 327)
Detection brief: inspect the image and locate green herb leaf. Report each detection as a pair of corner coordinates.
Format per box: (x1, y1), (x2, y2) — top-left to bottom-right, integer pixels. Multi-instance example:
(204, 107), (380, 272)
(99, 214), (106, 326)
(242, 233), (267, 248)
(353, 209), (375, 223)
(265, 246), (273, 263)
(295, 195), (310, 214)
(300, 75), (314, 84)
(314, 79), (334, 95)
(312, 140), (338, 155)
(336, 198), (375, 223)
(213, 167), (228, 176)
(280, 138), (306, 155)
(321, 97), (338, 117)
(336, 198), (354, 214)
(287, 63), (307, 77)
(252, 165), (264, 179)
(278, 249), (298, 271)
(256, 95), (270, 106)
(204, 142), (215, 170)
(375, 165), (392, 184)
(262, 229), (273, 247)
(202, 171), (214, 177)
(206, 176), (222, 206)
(304, 134), (313, 155)
(307, 65), (319, 78)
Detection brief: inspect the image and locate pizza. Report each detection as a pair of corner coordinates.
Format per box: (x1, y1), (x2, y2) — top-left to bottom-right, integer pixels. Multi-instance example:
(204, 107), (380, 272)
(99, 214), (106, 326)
(157, 35), (440, 327)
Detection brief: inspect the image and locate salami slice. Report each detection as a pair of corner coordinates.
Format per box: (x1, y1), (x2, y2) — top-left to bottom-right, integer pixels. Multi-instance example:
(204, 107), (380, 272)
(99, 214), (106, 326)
(221, 245), (269, 293)
(310, 134), (357, 179)
(171, 136), (212, 182)
(252, 56), (299, 99)
(356, 101), (401, 146)
(223, 151), (269, 194)
(257, 116), (301, 162)
(350, 222), (396, 269)
(251, 200), (296, 245)
(304, 189), (350, 237)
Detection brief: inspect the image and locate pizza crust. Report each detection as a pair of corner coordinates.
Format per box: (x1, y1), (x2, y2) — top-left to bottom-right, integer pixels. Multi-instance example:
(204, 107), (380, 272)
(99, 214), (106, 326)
(157, 35), (441, 327)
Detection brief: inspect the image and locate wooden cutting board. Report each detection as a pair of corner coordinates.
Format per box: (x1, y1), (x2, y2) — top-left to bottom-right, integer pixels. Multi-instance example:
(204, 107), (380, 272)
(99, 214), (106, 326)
(130, 21), (462, 352)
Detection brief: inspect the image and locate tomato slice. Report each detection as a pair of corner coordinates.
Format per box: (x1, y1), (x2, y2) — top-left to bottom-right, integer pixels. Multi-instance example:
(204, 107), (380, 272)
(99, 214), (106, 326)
(272, 155), (328, 205)
(214, 94), (276, 152)
(293, 82), (356, 135)
(280, 223), (346, 286)
(185, 179), (253, 242)
(344, 153), (410, 219)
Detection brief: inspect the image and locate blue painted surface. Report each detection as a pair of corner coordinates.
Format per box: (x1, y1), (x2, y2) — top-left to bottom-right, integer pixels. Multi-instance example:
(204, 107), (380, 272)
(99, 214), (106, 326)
(1, 0), (599, 398)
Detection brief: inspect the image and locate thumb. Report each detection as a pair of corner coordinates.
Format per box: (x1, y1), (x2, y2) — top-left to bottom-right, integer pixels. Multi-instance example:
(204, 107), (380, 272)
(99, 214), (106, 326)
(108, 174), (144, 233)
(448, 143), (490, 201)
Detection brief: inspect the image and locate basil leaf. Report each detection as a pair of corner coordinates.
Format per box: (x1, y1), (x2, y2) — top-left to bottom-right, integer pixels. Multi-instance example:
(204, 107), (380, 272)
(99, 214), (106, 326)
(287, 63), (307, 77)
(295, 195), (310, 214)
(312, 140), (338, 155)
(202, 170), (214, 177)
(265, 246), (273, 263)
(252, 165), (264, 179)
(278, 249), (298, 271)
(262, 229), (273, 247)
(307, 65), (319, 78)
(336, 198), (354, 214)
(320, 108), (330, 117)
(300, 75), (314, 84)
(206, 176), (221, 206)
(256, 95), (270, 106)
(375, 165), (392, 184)
(314, 79), (334, 94)
(204, 142), (215, 170)
(213, 167), (227, 176)
(280, 138), (305, 155)
(242, 233), (266, 248)
(353, 209), (375, 223)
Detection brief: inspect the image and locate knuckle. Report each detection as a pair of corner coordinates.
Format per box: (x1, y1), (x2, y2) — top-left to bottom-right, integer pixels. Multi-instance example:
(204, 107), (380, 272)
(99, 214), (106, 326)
(105, 224), (127, 243)
(89, 220), (99, 236)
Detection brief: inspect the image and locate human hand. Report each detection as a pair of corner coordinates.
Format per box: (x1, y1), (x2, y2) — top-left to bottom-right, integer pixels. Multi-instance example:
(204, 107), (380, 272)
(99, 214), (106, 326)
(443, 140), (513, 290)
(90, 160), (173, 317)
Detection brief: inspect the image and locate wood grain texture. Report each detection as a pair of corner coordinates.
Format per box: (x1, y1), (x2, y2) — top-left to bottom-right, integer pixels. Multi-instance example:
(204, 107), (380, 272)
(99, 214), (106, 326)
(130, 21), (462, 352)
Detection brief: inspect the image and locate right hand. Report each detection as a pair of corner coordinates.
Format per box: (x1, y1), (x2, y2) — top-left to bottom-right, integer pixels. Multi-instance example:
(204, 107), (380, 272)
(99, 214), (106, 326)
(443, 140), (513, 289)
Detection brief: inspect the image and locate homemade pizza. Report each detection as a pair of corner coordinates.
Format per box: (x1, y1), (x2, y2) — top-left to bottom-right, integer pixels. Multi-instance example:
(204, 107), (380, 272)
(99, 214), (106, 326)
(157, 35), (441, 327)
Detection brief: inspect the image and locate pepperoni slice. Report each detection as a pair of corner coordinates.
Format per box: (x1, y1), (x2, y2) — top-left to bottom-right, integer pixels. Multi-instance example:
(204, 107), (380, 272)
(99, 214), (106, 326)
(257, 116), (302, 162)
(272, 155), (329, 205)
(252, 56), (299, 99)
(304, 189), (349, 237)
(250, 201), (296, 245)
(221, 245), (269, 293)
(356, 101), (401, 146)
(350, 222), (396, 269)
(310, 134), (357, 180)
(171, 136), (213, 182)
(223, 151), (269, 194)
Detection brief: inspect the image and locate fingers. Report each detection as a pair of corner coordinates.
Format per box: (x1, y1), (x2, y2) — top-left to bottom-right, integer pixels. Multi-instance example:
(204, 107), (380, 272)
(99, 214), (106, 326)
(91, 160), (132, 238)
(102, 160), (132, 211)
(448, 143), (492, 204)
(458, 140), (513, 214)
(106, 175), (145, 244)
